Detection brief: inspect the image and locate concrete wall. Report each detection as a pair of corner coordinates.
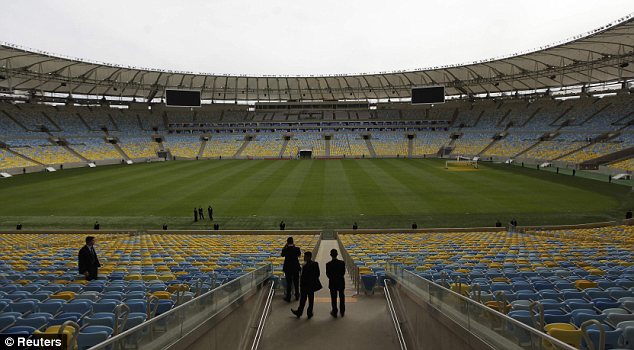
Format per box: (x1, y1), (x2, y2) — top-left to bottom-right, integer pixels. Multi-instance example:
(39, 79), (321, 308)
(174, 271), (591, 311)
(390, 283), (494, 350)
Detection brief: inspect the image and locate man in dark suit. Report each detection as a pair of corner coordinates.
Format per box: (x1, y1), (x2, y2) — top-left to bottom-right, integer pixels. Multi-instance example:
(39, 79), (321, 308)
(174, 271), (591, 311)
(326, 249), (346, 318)
(627, 209), (633, 220)
(198, 207), (204, 220)
(292, 251), (321, 319)
(281, 237), (301, 302)
(208, 205), (213, 221)
(194, 208), (198, 222)
(78, 236), (101, 281)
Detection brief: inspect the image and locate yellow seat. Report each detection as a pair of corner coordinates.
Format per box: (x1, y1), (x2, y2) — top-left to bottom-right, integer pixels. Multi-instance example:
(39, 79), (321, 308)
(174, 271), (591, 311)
(51, 291), (76, 301)
(152, 291), (172, 300)
(543, 323), (582, 349)
(450, 283), (471, 296)
(485, 301), (511, 314)
(125, 274), (142, 281)
(574, 279), (597, 290)
(167, 284), (190, 293)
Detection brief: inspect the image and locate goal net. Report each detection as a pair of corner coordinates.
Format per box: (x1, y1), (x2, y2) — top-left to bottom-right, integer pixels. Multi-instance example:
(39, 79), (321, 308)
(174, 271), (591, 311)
(445, 159), (478, 170)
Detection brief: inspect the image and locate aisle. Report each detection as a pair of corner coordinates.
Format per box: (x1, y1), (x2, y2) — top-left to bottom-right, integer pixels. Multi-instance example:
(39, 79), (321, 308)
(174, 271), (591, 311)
(257, 240), (399, 350)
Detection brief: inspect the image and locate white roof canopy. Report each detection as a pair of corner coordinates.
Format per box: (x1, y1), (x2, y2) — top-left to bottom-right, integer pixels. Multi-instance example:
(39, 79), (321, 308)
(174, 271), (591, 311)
(1, 15), (633, 102)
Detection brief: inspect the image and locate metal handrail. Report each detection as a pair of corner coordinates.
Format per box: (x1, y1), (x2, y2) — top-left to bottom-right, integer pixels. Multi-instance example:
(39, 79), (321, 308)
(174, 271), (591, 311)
(250, 281), (275, 350)
(90, 264), (272, 350)
(384, 282), (408, 350)
(387, 264), (578, 350)
(336, 232), (361, 295)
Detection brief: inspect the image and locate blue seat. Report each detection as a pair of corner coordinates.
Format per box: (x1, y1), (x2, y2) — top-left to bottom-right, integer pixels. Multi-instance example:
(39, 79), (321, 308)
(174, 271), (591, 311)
(0, 315), (16, 331)
(25, 312), (53, 320)
(5, 325), (37, 335)
(562, 291), (586, 300)
(102, 292), (125, 301)
(586, 290), (611, 300)
(125, 291), (146, 300)
(585, 324), (622, 350)
(83, 313), (115, 328)
(39, 300), (64, 315)
(594, 300), (621, 310)
(9, 300), (37, 314)
(62, 301), (92, 315)
(77, 325), (113, 350)
(572, 312), (606, 327)
(544, 312), (571, 324)
(48, 312), (83, 326)
(125, 300), (146, 314)
(14, 316), (48, 330)
(361, 275), (376, 293)
(126, 285), (146, 292)
(30, 292), (53, 301)
(539, 290), (562, 300)
(6, 292), (31, 301)
(93, 301), (118, 313)
(154, 300), (174, 316)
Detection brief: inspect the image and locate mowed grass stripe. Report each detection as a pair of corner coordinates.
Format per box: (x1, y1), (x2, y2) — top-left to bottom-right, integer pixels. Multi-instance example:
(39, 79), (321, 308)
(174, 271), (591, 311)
(251, 160), (310, 217)
(322, 159), (362, 217)
(224, 160), (302, 215)
(101, 160), (259, 216)
(340, 159), (401, 215)
(62, 160), (248, 215)
(355, 159), (427, 215)
(292, 160), (326, 216)
(171, 160), (280, 216)
(0, 162), (199, 215)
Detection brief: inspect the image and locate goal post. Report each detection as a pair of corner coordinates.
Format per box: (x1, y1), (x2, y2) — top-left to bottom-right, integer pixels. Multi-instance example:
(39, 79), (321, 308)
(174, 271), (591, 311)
(445, 159), (478, 169)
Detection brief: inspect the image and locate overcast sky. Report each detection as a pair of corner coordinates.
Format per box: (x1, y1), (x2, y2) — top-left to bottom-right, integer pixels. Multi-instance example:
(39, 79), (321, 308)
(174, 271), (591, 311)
(1, 1), (633, 75)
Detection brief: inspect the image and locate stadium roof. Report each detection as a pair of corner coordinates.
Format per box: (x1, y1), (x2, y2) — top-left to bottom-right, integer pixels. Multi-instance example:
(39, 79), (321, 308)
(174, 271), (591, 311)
(1, 13), (634, 103)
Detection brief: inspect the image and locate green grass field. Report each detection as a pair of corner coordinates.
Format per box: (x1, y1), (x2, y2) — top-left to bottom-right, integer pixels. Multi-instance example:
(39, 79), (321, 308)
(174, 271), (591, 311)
(0, 158), (631, 230)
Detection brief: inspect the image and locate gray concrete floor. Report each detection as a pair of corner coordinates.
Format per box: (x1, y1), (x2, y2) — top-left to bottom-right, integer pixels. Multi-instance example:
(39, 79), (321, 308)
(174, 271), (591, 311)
(258, 240), (400, 350)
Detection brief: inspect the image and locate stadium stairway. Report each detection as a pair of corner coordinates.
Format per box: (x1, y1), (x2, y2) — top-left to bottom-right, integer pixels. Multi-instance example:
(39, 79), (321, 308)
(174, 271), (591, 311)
(582, 146), (634, 170)
(279, 138), (289, 158)
(234, 138), (250, 158)
(5, 148), (45, 167)
(553, 131), (620, 162)
(477, 134), (502, 157)
(407, 137), (414, 158)
(365, 138), (377, 158)
(113, 142), (131, 161)
(62, 143), (90, 163)
(256, 240), (401, 350)
(0, 110), (29, 132)
(197, 138), (207, 159)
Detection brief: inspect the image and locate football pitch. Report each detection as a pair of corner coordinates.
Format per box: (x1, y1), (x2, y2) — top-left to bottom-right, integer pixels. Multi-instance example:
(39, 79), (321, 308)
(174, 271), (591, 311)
(0, 158), (631, 230)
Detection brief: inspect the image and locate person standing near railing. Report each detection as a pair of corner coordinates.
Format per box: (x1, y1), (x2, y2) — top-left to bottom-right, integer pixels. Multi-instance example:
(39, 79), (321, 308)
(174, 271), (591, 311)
(281, 237), (301, 302)
(326, 249), (346, 318)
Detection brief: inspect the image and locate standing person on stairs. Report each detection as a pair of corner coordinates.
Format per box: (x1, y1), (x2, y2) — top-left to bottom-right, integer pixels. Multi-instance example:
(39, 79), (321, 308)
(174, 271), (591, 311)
(292, 251), (321, 319)
(281, 237), (301, 302)
(326, 249), (346, 318)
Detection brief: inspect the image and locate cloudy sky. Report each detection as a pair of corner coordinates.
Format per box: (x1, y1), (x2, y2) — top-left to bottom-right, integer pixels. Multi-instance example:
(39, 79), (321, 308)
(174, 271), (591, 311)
(1, 1), (633, 75)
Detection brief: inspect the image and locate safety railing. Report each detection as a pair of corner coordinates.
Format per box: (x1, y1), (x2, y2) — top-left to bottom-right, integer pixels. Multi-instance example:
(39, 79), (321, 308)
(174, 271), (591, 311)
(386, 263), (577, 350)
(335, 232), (361, 295)
(91, 264), (272, 350)
(384, 282), (408, 350)
(250, 280), (276, 350)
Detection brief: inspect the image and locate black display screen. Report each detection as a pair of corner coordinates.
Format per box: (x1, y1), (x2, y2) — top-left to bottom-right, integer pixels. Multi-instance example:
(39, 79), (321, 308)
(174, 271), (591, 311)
(411, 86), (445, 104)
(165, 90), (201, 107)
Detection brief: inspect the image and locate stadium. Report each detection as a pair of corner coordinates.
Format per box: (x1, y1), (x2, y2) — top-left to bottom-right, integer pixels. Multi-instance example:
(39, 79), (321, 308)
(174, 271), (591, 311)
(0, 2), (634, 350)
